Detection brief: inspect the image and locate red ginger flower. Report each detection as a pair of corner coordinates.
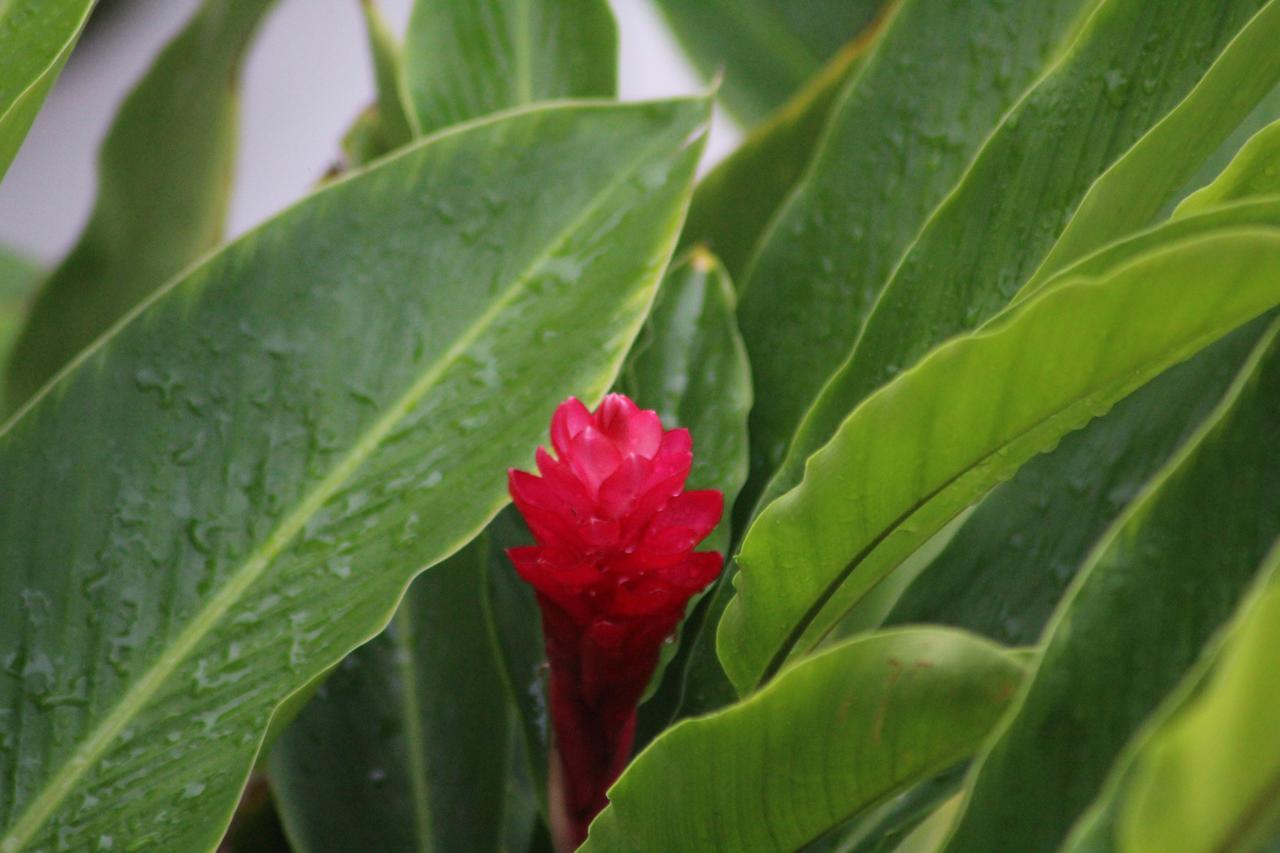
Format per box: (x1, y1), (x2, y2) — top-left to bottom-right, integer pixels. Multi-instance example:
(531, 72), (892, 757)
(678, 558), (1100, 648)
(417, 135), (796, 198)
(508, 394), (724, 848)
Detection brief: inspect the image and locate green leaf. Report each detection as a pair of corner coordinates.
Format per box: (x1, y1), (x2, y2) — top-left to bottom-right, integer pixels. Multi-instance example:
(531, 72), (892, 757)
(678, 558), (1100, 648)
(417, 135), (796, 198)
(483, 507), (549, 818)
(677, 27), (875, 283)
(718, 227), (1280, 694)
(1065, 542), (1280, 853)
(941, 319), (1280, 852)
(885, 199), (1280, 644)
(651, 0), (884, 126)
(0, 97), (707, 851)
(1024, 1), (1280, 288)
(0, 248), (40, 385)
(618, 249), (751, 738)
(402, 0), (617, 136)
(1178, 117), (1280, 214)
(582, 627), (1026, 852)
(2, 0), (277, 414)
(269, 537), (511, 853)
(341, 0), (415, 166)
(734, 0), (1098, 519)
(756, 0), (1280, 516)
(0, 0), (94, 181)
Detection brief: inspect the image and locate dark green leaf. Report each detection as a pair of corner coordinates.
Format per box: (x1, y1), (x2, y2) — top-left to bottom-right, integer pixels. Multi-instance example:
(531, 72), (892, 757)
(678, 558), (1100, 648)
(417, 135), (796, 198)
(3, 0), (277, 413)
(0, 97), (707, 851)
(942, 319), (1280, 852)
(0, 248), (40, 387)
(583, 628), (1025, 852)
(735, 0), (1098, 521)
(652, 0), (884, 126)
(758, 0), (1280, 516)
(1063, 542), (1280, 853)
(402, 0), (617, 136)
(270, 538), (510, 853)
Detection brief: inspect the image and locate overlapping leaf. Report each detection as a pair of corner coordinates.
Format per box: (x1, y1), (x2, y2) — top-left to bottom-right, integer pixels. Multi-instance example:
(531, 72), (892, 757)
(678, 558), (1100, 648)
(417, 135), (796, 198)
(1063, 542), (1280, 853)
(0, 97), (707, 851)
(3, 0), (278, 412)
(718, 227), (1280, 694)
(942, 320), (1280, 852)
(759, 0), (1280, 514)
(0, 248), (39, 385)
(583, 628), (1025, 852)
(733, 0), (1098, 519)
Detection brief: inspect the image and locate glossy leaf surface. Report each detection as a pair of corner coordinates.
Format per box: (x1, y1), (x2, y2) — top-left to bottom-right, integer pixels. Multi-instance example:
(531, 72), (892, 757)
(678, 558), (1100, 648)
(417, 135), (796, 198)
(652, 0), (882, 126)
(942, 320), (1280, 852)
(270, 538), (510, 853)
(0, 0), (94, 180)
(735, 0), (1096, 517)
(583, 628), (1025, 852)
(719, 228), (1280, 693)
(0, 97), (706, 851)
(3, 0), (277, 412)
(760, 0), (1279, 513)
(403, 0), (616, 135)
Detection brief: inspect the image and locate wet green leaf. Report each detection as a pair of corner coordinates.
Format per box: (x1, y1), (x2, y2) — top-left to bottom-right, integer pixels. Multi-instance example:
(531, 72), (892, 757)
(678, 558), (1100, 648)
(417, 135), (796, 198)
(0, 96), (707, 851)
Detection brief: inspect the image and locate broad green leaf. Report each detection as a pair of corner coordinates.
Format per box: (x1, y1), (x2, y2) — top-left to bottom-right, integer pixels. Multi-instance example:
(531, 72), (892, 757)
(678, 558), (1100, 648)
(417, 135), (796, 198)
(2, 0), (277, 413)
(0, 97), (707, 851)
(402, 0), (617, 136)
(1064, 542), (1280, 853)
(757, 0), (1280, 516)
(1025, 1), (1280, 288)
(618, 250), (751, 739)
(0, 0), (94, 181)
(677, 26), (875, 283)
(269, 538), (511, 853)
(886, 199), (1280, 644)
(734, 0), (1098, 520)
(718, 227), (1280, 694)
(941, 319), (1280, 852)
(0, 248), (40, 384)
(1177, 118), (1280, 215)
(582, 627), (1026, 852)
(652, 0), (883, 127)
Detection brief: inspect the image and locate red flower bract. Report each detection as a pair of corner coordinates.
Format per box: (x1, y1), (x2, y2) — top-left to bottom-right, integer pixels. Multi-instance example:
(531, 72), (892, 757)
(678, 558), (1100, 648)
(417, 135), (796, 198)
(508, 394), (724, 847)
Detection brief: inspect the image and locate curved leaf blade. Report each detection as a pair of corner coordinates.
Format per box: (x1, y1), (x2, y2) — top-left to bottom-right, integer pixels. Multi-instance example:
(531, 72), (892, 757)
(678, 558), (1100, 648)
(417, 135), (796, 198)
(759, 0), (1280, 515)
(0, 248), (40, 383)
(734, 0), (1097, 519)
(719, 228), (1280, 694)
(1177, 117), (1280, 215)
(886, 198), (1280, 644)
(403, 0), (617, 136)
(582, 628), (1025, 852)
(0, 97), (707, 851)
(269, 537), (510, 853)
(942, 319), (1280, 852)
(0, 0), (94, 180)
(3, 0), (277, 413)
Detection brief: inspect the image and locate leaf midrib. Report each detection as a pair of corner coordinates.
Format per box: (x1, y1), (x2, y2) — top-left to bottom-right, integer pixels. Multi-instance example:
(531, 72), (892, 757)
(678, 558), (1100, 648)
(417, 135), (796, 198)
(0, 126), (682, 851)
